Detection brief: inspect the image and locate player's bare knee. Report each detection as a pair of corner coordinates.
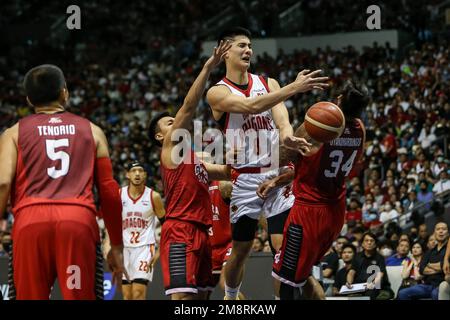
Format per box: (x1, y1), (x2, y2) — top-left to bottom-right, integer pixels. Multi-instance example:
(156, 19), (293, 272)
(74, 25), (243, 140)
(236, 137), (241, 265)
(171, 292), (196, 300)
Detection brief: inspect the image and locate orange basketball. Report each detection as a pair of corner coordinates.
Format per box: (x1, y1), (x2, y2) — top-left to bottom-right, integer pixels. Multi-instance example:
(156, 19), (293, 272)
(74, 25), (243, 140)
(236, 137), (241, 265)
(304, 101), (345, 143)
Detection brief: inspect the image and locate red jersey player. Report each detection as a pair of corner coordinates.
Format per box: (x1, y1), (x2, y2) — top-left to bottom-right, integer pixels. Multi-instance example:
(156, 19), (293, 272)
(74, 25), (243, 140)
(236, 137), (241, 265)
(147, 41), (231, 300)
(258, 81), (368, 299)
(0, 65), (126, 300)
(208, 180), (245, 299)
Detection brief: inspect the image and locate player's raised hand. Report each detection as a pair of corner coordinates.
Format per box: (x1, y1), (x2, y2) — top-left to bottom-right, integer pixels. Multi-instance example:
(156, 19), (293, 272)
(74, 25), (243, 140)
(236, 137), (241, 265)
(283, 135), (312, 156)
(205, 40), (232, 70)
(293, 69), (329, 93)
(107, 245), (129, 286)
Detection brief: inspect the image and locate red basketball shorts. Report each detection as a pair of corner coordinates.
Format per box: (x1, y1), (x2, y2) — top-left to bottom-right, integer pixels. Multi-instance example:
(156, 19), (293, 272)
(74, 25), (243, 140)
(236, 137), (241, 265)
(160, 219), (213, 295)
(9, 204), (102, 300)
(272, 199), (345, 287)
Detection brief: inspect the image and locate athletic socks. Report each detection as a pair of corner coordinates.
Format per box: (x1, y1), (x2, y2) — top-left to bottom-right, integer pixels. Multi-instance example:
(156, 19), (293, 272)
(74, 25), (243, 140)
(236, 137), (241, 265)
(224, 283), (241, 300)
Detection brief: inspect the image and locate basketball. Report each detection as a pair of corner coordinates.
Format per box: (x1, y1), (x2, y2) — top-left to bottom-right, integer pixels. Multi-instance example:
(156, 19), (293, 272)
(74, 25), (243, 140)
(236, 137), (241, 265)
(304, 101), (345, 143)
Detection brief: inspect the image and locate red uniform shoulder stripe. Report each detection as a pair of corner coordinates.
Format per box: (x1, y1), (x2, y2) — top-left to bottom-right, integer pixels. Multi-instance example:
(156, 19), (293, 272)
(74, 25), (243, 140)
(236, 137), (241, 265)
(221, 73), (253, 97)
(258, 75), (270, 93)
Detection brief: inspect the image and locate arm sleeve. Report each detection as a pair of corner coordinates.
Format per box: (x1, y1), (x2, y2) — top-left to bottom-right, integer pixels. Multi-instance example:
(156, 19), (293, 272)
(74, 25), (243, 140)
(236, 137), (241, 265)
(94, 157), (123, 246)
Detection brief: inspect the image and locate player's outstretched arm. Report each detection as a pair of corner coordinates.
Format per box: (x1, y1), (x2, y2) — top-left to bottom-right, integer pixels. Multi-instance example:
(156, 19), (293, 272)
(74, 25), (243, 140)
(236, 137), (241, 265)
(151, 191), (166, 219)
(170, 40), (232, 133)
(91, 123), (129, 283)
(203, 163), (231, 181)
(219, 181), (233, 201)
(0, 124), (18, 216)
(207, 69), (329, 115)
(256, 169), (294, 200)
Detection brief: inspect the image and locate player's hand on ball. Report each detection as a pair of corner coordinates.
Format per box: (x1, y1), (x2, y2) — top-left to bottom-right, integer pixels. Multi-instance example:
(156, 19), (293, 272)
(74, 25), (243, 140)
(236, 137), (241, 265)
(283, 135), (312, 156)
(205, 40), (232, 69)
(107, 245), (129, 285)
(257, 179), (277, 199)
(294, 69), (329, 93)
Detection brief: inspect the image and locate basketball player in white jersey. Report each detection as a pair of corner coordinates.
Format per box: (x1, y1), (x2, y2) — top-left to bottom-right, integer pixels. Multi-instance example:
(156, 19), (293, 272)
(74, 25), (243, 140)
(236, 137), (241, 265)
(206, 27), (330, 299)
(121, 161), (165, 300)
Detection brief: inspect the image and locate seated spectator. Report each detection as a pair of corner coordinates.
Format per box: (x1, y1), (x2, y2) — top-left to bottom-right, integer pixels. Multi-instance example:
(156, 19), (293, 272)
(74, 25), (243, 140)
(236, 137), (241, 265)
(378, 240), (394, 259)
(379, 201), (400, 224)
(386, 239), (410, 266)
(333, 244), (356, 296)
(399, 233), (411, 244)
(345, 198), (362, 225)
(333, 236), (349, 258)
(371, 185), (384, 208)
(416, 223), (429, 247)
(403, 190), (419, 213)
(400, 241), (424, 290)
(432, 170), (450, 196)
(362, 197), (380, 227)
(417, 180), (434, 210)
(0, 232), (11, 257)
(321, 246), (340, 280)
(432, 156), (447, 177)
(427, 234), (437, 251)
(346, 232), (394, 300)
(398, 222), (449, 300)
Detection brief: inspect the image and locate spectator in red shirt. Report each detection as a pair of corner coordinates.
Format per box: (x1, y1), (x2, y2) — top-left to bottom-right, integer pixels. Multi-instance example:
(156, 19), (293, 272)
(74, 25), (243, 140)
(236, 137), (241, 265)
(346, 198), (363, 224)
(382, 124), (398, 165)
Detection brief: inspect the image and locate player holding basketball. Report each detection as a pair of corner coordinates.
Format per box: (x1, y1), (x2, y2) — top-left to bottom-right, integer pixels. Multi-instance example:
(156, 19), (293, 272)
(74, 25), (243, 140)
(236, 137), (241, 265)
(148, 41), (232, 300)
(121, 161), (165, 300)
(258, 81), (368, 299)
(206, 27), (329, 300)
(0, 65), (126, 300)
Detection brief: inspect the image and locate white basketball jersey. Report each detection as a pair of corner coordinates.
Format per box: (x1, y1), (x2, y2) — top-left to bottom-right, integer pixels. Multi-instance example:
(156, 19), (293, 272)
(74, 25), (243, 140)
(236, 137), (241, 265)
(215, 73), (279, 169)
(121, 186), (156, 247)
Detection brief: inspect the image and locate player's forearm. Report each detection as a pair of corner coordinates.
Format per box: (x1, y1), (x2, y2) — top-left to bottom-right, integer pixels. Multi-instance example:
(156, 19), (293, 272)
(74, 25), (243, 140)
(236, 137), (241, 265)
(246, 83), (299, 114)
(279, 125), (294, 145)
(272, 170), (295, 188)
(445, 242), (450, 261)
(428, 262), (442, 271)
(206, 164), (231, 181)
(0, 183), (11, 219)
(177, 66), (212, 122)
(346, 270), (355, 284)
(95, 157), (123, 246)
(422, 266), (438, 275)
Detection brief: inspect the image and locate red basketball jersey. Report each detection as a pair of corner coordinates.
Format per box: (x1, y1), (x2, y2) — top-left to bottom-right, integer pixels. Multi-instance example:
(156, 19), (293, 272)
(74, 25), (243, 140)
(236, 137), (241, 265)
(293, 119), (364, 204)
(209, 181), (232, 248)
(12, 112), (96, 214)
(160, 152), (212, 227)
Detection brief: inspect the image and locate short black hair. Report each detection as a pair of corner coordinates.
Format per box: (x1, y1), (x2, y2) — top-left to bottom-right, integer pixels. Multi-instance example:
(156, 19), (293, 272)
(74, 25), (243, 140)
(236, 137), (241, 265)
(217, 27), (251, 45)
(339, 80), (369, 119)
(342, 243), (356, 254)
(23, 64), (66, 106)
(148, 111), (170, 146)
(361, 231), (378, 244)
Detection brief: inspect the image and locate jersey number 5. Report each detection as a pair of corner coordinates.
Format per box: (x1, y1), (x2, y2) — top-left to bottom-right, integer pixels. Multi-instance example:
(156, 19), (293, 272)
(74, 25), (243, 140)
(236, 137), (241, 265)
(324, 150), (357, 178)
(46, 139), (70, 179)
